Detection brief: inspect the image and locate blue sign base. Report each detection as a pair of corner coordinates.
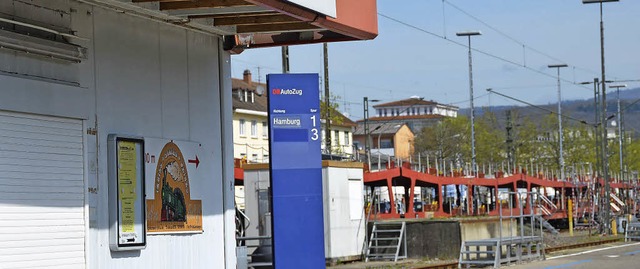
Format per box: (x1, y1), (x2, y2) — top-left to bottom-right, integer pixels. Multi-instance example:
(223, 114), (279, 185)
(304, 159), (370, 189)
(268, 73), (325, 268)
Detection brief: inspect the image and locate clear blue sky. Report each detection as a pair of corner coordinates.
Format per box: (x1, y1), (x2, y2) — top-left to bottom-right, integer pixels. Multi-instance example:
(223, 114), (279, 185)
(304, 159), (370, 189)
(231, 0), (640, 120)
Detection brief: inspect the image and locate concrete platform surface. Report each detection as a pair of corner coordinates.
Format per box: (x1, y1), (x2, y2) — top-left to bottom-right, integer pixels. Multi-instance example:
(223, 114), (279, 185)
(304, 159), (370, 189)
(510, 241), (640, 269)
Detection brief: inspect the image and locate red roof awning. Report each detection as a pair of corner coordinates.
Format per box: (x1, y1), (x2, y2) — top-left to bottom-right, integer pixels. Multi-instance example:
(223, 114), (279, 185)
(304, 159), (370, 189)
(225, 0), (378, 52)
(102, 0), (377, 53)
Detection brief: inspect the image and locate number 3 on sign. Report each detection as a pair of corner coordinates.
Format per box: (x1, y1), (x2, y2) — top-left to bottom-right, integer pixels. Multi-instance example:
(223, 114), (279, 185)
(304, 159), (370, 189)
(310, 115), (319, 141)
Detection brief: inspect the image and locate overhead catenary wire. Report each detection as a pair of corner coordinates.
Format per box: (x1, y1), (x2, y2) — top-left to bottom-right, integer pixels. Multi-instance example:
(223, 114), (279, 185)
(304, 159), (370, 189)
(376, 13), (592, 91)
(233, 57), (421, 99)
(487, 88), (594, 126)
(448, 92), (491, 106)
(443, 0), (601, 77)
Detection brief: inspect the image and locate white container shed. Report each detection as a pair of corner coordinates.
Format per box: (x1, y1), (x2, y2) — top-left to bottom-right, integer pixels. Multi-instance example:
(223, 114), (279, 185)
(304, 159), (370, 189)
(242, 161), (366, 263)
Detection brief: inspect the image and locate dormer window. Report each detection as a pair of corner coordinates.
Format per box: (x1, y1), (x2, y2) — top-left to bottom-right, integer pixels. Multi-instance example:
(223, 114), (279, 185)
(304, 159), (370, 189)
(236, 90), (243, 101)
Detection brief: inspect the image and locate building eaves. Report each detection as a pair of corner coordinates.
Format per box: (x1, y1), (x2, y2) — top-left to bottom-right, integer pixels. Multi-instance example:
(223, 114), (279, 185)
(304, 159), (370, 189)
(353, 122), (411, 136)
(363, 114), (446, 121)
(373, 98), (437, 108)
(372, 98), (459, 110)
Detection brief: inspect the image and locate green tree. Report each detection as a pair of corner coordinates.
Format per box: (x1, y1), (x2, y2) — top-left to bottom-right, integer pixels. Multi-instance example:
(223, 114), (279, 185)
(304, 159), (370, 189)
(563, 121), (596, 176)
(624, 138), (640, 175)
(511, 113), (540, 170)
(475, 111), (506, 167)
(320, 93), (343, 126)
(414, 116), (468, 170)
(320, 94), (344, 154)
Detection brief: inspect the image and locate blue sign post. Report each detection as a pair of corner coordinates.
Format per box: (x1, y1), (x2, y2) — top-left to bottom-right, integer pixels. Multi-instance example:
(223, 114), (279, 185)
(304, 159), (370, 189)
(267, 73), (325, 268)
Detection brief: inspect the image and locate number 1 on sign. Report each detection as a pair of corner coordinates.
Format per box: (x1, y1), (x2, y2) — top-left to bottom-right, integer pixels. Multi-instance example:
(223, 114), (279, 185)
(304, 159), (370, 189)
(310, 115), (316, 127)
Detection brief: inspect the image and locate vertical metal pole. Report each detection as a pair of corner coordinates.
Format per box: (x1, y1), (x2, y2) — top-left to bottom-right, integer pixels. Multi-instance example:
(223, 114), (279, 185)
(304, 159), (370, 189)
(324, 43), (331, 155)
(506, 110), (514, 171)
(594, 78), (600, 178)
(556, 67), (565, 182)
(281, 46), (289, 73)
(467, 36), (477, 177)
(617, 88), (623, 183)
(364, 97), (370, 168)
(616, 88), (627, 213)
(599, 2), (611, 234)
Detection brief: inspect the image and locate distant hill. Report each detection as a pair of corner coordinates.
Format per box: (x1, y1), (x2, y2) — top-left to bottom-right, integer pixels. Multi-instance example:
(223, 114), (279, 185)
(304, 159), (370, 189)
(461, 87), (640, 137)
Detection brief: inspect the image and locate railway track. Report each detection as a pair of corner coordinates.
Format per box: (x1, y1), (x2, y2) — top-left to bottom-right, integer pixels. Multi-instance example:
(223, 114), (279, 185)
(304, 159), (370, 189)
(412, 238), (625, 269)
(544, 238), (623, 253)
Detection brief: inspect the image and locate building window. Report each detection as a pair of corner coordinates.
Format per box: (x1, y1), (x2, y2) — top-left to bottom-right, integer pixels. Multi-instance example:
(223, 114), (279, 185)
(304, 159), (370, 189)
(334, 130), (340, 145)
(239, 119), (246, 136)
(381, 139), (392, 149)
(252, 153), (258, 162)
(262, 122), (268, 137)
(263, 154), (269, 162)
(251, 120), (257, 137)
(344, 132), (350, 145)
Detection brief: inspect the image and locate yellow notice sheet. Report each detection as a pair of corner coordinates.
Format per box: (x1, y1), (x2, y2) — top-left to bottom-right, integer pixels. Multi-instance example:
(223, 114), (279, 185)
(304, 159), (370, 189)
(118, 141), (137, 233)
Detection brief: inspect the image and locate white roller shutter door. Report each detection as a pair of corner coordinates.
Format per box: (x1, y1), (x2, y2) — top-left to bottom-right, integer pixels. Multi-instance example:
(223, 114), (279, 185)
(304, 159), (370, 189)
(0, 110), (85, 269)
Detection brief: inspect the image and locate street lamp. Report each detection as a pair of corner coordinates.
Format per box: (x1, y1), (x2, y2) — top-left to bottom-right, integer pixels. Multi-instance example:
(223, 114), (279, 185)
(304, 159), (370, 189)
(457, 30), (482, 177)
(582, 0), (619, 235)
(548, 64), (568, 181)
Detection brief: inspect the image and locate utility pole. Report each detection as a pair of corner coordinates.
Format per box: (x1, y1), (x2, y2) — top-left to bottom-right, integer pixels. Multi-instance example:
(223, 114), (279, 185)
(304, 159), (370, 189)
(456, 31), (482, 176)
(583, 0), (619, 234)
(281, 46), (289, 73)
(364, 97), (371, 168)
(323, 43), (331, 155)
(506, 110), (515, 172)
(610, 84), (627, 213)
(594, 79), (601, 178)
(548, 64), (568, 181)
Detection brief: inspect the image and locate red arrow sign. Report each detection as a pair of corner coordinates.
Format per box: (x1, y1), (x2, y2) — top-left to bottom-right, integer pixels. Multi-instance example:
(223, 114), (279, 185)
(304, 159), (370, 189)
(188, 155), (200, 168)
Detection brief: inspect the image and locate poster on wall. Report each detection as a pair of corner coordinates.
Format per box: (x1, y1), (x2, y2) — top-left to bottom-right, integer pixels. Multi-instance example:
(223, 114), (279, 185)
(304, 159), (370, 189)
(108, 135), (146, 251)
(144, 138), (204, 234)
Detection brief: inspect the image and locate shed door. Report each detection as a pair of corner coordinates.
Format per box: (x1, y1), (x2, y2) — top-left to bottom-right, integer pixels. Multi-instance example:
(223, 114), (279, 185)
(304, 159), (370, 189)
(0, 110), (85, 269)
